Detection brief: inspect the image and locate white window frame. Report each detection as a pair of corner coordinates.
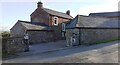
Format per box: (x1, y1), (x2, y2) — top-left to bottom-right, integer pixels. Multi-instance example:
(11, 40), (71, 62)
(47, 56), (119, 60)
(54, 16), (58, 26)
(62, 23), (66, 31)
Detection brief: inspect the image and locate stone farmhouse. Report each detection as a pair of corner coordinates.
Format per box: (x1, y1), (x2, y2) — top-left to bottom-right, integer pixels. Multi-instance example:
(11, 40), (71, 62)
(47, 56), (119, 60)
(11, 1), (73, 44)
(66, 12), (120, 46)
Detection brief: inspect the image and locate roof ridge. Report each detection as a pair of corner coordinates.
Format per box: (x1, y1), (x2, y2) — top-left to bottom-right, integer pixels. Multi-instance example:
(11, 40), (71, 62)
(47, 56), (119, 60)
(43, 8), (73, 19)
(43, 8), (66, 14)
(18, 20), (30, 23)
(90, 11), (120, 14)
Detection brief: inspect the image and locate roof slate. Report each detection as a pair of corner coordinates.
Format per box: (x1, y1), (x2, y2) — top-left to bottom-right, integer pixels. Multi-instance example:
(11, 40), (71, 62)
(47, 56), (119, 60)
(18, 20), (52, 31)
(89, 11), (120, 17)
(43, 8), (73, 19)
(66, 15), (120, 29)
(66, 16), (78, 28)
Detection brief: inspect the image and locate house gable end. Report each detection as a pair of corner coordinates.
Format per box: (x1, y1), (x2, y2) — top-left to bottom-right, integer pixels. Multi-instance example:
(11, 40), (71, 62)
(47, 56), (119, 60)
(10, 21), (27, 37)
(30, 8), (49, 25)
(10, 21), (26, 31)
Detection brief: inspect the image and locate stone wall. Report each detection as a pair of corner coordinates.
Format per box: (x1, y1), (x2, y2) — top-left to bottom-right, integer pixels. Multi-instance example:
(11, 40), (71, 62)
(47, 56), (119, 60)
(27, 31), (54, 44)
(2, 37), (25, 54)
(66, 28), (119, 46)
(80, 29), (119, 45)
(10, 22), (63, 44)
(66, 29), (80, 46)
(51, 25), (64, 41)
(31, 8), (49, 25)
(10, 22), (26, 37)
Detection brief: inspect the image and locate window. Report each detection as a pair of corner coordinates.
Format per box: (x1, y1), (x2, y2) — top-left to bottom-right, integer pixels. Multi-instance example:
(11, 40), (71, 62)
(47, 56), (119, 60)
(62, 23), (66, 31)
(54, 16), (58, 25)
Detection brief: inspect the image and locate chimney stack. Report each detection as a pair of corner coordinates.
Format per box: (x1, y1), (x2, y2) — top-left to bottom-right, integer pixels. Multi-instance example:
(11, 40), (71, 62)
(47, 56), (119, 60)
(66, 10), (70, 15)
(37, 1), (43, 8)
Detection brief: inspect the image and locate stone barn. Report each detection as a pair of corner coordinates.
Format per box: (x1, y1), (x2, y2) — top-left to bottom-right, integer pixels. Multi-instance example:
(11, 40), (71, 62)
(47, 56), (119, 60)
(10, 20), (54, 44)
(66, 15), (119, 46)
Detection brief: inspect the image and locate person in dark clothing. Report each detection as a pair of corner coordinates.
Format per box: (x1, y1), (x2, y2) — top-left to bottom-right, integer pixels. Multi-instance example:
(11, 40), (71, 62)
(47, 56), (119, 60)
(24, 33), (29, 52)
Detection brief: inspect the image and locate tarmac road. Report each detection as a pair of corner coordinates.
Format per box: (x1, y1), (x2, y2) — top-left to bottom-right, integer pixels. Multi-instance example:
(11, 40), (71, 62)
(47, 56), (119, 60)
(2, 40), (119, 63)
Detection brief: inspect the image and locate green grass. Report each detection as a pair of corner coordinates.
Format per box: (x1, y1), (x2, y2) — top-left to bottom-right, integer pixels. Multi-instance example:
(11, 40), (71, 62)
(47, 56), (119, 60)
(95, 37), (120, 44)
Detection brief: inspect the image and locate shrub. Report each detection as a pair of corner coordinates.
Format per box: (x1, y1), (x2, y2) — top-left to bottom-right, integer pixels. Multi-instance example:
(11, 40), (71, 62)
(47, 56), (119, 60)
(1, 31), (10, 57)
(1, 31), (10, 37)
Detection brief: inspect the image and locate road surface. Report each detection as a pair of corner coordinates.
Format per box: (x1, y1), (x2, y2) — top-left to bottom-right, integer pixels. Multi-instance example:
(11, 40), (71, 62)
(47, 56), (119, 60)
(2, 40), (119, 63)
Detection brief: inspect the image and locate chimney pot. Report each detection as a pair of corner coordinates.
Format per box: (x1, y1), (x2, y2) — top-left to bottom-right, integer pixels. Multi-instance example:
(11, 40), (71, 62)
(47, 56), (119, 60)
(37, 1), (43, 8)
(66, 10), (70, 15)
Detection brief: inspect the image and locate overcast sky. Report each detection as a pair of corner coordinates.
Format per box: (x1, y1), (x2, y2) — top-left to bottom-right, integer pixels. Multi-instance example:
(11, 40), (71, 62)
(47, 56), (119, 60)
(0, 0), (119, 31)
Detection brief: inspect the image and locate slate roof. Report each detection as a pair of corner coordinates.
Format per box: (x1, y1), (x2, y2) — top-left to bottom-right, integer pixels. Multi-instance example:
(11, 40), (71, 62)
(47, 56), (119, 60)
(89, 11), (120, 17)
(18, 20), (52, 31)
(66, 15), (120, 29)
(66, 16), (78, 28)
(43, 8), (73, 19)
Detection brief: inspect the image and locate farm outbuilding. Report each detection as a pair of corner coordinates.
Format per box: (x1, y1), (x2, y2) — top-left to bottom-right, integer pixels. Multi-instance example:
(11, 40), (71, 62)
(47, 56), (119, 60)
(66, 15), (119, 46)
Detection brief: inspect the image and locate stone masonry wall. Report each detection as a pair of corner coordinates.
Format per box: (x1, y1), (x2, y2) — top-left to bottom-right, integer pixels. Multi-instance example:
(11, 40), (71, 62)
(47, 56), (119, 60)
(80, 29), (119, 45)
(51, 25), (64, 41)
(3, 37), (25, 54)
(31, 8), (49, 25)
(28, 31), (54, 44)
(66, 28), (119, 46)
(66, 29), (80, 46)
(10, 22), (26, 37)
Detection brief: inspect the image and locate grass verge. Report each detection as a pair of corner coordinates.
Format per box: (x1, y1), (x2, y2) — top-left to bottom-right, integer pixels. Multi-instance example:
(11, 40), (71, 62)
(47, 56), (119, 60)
(95, 37), (120, 44)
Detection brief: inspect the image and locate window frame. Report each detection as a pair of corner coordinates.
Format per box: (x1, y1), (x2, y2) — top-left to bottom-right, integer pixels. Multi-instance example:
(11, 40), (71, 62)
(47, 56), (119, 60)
(62, 23), (66, 31)
(54, 16), (58, 26)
